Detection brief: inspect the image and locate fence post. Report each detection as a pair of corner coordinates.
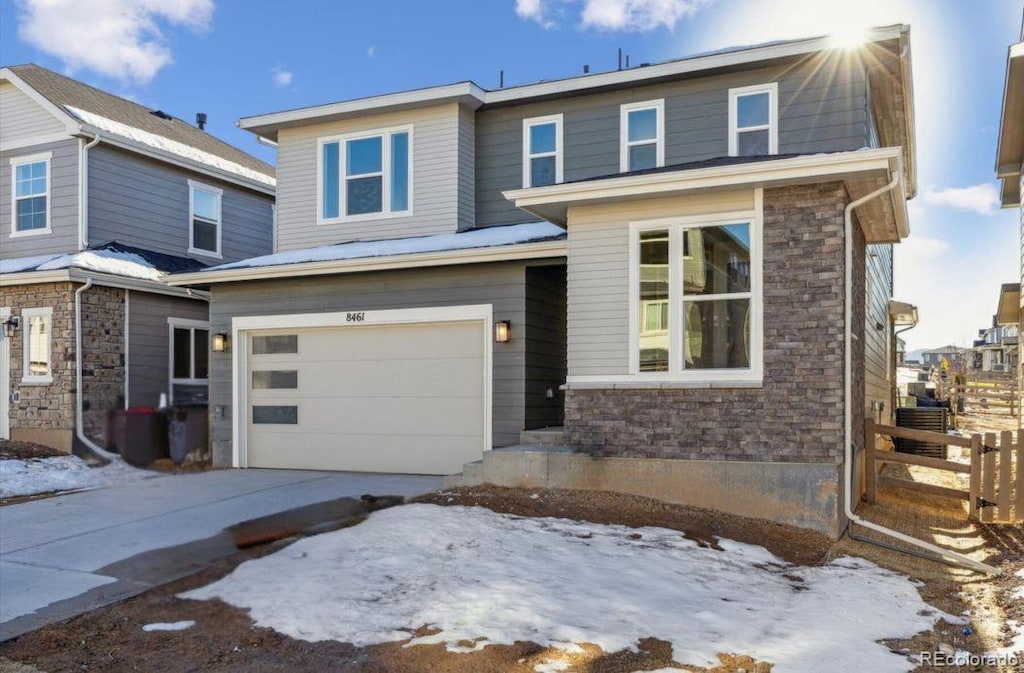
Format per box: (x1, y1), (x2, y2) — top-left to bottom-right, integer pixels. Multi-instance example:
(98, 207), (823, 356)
(982, 432), (997, 524)
(1000, 430), (1013, 522)
(865, 418), (876, 504)
(969, 433), (981, 521)
(1017, 428), (1024, 524)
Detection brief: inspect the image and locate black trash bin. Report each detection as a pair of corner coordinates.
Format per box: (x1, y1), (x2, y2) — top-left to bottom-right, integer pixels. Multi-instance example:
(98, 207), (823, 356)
(167, 405), (209, 464)
(121, 407), (168, 467)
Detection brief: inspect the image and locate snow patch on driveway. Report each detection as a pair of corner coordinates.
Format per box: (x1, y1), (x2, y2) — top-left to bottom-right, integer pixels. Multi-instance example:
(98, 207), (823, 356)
(182, 504), (958, 673)
(0, 456), (160, 498)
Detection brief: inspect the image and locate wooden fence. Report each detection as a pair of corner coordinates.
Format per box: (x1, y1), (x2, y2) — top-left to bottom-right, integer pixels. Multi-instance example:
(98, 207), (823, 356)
(958, 373), (1018, 417)
(865, 419), (1022, 524)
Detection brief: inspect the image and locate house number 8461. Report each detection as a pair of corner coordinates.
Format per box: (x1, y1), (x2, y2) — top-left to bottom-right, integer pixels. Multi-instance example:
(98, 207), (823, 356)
(346, 312), (366, 322)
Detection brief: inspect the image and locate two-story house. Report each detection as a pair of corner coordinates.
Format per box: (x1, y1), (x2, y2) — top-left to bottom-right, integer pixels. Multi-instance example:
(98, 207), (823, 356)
(171, 26), (915, 537)
(996, 26), (1023, 408)
(0, 65), (275, 452)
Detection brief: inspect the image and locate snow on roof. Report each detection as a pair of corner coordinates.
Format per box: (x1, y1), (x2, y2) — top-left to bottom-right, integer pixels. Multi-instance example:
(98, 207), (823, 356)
(203, 221), (566, 272)
(2, 249), (164, 281)
(65, 105), (276, 188)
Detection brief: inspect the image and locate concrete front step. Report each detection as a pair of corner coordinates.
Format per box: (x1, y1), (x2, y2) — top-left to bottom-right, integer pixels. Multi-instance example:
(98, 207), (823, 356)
(518, 426), (566, 446)
(445, 444), (573, 489)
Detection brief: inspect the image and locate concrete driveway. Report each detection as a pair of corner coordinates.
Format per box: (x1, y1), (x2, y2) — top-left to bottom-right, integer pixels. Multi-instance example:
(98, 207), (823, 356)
(0, 468), (441, 640)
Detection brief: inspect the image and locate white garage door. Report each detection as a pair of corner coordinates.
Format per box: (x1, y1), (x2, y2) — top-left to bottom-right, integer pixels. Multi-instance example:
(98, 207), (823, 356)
(243, 315), (488, 475)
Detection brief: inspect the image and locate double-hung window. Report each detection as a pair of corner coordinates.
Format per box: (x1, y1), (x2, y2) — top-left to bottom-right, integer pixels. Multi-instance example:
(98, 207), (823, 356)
(10, 153), (51, 236)
(22, 307), (53, 384)
(631, 199), (763, 383)
(522, 114), (563, 188)
(729, 83), (778, 157)
(319, 126), (412, 222)
(189, 180), (222, 257)
(168, 318), (209, 404)
(620, 100), (664, 172)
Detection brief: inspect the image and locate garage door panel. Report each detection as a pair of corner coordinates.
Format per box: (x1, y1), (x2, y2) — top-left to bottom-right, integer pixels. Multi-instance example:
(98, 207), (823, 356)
(247, 433), (483, 474)
(244, 314), (488, 475)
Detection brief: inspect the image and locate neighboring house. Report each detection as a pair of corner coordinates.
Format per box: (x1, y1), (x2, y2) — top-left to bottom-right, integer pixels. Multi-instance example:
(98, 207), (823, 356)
(920, 345), (958, 367)
(896, 337), (906, 366)
(171, 26), (915, 538)
(971, 304), (1019, 373)
(0, 64), (275, 451)
(996, 27), (1024, 406)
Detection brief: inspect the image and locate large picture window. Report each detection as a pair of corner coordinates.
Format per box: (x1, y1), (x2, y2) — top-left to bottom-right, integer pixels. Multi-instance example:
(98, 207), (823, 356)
(631, 204), (762, 383)
(319, 126), (412, 222)
(10, 153), (51, 236)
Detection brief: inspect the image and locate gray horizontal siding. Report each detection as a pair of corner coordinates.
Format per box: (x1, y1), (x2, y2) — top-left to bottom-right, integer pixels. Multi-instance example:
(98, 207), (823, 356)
(274, 104), (462, 251)
(0, 81), (66, 139)
(476, 57), (868, 226)
(208, 262), (535, 465)
(0, 138), (80, 257)
(88, 145), (273, 263)
(127, 291), (209, 408)
(457, 105), (476, 231)
(864, 242), (893, 423)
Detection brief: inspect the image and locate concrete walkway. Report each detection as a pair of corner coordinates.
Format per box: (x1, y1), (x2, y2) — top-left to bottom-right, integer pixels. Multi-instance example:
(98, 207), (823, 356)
(0, 468), (441, 640)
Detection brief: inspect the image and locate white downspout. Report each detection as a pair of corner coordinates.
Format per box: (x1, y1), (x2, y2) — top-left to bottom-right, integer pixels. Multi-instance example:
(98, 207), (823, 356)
(78, 133), (101, 250)
(843, 171), (998, 575)
(75, 279), (117, 459)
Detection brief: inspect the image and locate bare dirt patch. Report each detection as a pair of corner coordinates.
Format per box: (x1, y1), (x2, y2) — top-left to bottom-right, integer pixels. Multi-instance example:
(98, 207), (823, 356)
(0, 440), (65, 461)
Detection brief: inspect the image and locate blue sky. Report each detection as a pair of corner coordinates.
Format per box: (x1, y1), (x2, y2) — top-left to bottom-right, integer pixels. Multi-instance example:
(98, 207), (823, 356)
(1, 0), (1021, 351)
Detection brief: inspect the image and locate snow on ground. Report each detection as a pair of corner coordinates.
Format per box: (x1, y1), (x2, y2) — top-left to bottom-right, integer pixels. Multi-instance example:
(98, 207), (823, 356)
(182, 504), (959, 673)
(0, 455), (161, 498)
(203, 221), (566, 271)
(142, 621), (195, 632)
(65, 106), (275, 187)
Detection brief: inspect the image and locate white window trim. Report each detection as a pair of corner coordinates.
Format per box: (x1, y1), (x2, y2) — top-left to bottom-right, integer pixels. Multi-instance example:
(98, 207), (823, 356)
(188, 180), (223, 259)
(168, 317), (210, 402)
(316, 124), (414, 225)
(21, 306), (53, 385)
(626, 189), (764, 385)
(9, 152), (52, 238)
(728, 82), (779, 157)
(619, 99), (665, 173)
(522, 114), (564, 188)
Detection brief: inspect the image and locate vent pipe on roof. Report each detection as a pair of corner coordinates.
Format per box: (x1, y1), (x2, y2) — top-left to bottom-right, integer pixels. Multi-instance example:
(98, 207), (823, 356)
(196, 112), (207, 131)
(499, 70), (504, 88)
(583, 64), (589, 74)
(617, 48), (622, 70)
(625, 54), (631, 68)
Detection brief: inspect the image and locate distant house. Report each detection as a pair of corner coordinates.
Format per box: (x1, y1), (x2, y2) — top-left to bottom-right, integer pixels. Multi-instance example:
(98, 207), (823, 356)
(0, 64), (275, 451)
(921, 345), (959, 367)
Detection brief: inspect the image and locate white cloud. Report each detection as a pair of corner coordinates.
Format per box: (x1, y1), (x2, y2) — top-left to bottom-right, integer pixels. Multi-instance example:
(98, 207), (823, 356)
(15, 0), (214, 84)
(271, 66), (293, 88)
(367, 45), (376, 58)
(920, 183), (1000, 216)
(515, 0), (558, 28)
(581, 0), (713, 31)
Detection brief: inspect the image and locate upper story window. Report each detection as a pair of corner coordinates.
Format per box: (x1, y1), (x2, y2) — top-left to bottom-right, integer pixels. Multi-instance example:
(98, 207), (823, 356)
(522, 114), (563, 188)
(189, 180), (222, 258)
(620, 100), (664, 172)
(630, 198), (763, 384)
(22, 307), (53, 384)
(728, 83), (778, 157)
(10, 152), (51, 237)
(319, 126), (412, 223)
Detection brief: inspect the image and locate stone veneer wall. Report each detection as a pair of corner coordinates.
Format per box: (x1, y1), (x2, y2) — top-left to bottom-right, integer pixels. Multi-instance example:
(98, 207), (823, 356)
(80, 285), (125, 442)
(566, 182), (864, 463)
(1, 282), (125, 449)
(1, 283), (77, 448)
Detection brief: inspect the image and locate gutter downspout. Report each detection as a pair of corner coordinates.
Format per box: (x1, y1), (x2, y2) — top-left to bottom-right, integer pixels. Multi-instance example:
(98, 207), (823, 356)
(75, 279), (117, 460)
(843, 173), (998, 575)
(78, 133), (101, 250)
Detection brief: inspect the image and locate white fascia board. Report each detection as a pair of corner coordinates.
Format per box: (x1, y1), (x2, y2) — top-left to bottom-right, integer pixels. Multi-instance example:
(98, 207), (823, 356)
(0, 68), (82, 135)
(168, 239), (568, 286)
(238, 82), (487, 134)
(80, 127), (275, 196)
(0, 268), (209, 299)
(505, 148), (903, 221)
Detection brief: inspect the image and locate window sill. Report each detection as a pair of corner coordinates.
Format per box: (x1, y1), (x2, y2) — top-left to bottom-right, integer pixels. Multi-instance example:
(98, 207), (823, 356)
(19, 377), (54, 386)
(10, 228), (52, 239)
(564, 377), (763, 390)
(317, 211), (413, 226)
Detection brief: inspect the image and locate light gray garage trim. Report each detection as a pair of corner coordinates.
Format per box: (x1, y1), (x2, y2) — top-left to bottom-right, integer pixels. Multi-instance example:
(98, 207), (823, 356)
(231, 304), (492, 472)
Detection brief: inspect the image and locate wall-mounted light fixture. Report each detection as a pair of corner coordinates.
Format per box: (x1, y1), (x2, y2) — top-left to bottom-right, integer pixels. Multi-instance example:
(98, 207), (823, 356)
(212, 332), (229, 353)
(494, 320), (511, 343)
(2, 316), (20, 339)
